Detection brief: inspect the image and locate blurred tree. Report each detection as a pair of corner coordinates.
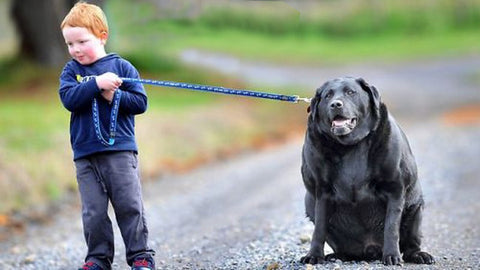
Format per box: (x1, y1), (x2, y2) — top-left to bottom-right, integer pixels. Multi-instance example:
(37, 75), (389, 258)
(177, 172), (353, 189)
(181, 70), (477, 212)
(10, 0), (104, 67)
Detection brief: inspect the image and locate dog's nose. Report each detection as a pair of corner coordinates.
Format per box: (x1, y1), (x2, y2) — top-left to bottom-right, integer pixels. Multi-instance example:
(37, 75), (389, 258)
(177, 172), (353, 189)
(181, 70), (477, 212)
(330, 100), (343, 109)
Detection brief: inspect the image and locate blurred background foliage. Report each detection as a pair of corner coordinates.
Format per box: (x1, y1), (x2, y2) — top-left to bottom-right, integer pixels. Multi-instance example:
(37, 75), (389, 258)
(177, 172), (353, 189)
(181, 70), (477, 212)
(0, 0), (479, 215)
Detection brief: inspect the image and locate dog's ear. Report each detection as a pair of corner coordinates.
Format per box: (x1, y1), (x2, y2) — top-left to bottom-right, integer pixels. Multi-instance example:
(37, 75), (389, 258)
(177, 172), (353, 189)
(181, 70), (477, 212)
(356, 77), (380, 117)
(308, 88), (323, 120)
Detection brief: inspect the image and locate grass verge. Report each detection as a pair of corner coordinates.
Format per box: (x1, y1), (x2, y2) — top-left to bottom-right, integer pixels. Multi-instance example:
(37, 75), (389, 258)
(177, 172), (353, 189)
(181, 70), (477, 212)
(108, 0), (480, 65)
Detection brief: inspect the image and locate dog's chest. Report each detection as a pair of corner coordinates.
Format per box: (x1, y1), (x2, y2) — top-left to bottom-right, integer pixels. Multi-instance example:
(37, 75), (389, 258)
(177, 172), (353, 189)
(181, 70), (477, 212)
(331, 152), (375, 203)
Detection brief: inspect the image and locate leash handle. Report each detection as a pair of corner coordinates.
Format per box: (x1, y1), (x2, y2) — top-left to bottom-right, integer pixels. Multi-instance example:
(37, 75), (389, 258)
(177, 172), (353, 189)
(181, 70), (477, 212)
(92, 90), (122, 146)
(120, 77), (311, 103)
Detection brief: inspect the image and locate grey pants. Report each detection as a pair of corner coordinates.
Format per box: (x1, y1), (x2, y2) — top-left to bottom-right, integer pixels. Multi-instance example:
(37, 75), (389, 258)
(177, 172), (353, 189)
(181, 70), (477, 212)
(75, 151), (155, 269)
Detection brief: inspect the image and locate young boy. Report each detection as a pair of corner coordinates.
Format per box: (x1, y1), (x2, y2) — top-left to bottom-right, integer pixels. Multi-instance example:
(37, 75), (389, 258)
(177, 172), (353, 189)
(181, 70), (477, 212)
(59, 2), (155, 270)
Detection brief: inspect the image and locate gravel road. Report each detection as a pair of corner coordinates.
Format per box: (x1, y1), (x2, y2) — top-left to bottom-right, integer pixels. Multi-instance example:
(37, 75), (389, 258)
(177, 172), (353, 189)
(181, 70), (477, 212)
(1, 54), (479, 269)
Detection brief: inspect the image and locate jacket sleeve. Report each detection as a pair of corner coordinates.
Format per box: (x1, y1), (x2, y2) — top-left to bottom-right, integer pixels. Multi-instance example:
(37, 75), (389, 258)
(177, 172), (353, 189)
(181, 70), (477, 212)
(59, 63), (101, 112)
(118, 60), (148, 115)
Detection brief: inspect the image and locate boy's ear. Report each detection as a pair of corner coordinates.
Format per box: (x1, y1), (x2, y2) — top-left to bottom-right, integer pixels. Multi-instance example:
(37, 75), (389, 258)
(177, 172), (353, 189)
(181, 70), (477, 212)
(100, 31), (108, 44)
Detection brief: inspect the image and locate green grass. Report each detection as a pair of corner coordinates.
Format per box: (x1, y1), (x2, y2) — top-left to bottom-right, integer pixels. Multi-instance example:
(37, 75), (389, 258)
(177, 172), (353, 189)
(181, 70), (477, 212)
(147, 88), (217, 111)
(107, 0), (480, 65)
(145, 25), (480, 65)
(0, 98), (67, 151)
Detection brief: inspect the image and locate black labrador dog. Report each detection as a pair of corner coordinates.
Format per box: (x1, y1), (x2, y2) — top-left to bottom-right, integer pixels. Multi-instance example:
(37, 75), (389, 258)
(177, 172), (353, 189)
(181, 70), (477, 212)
(300, 77), (434, 265)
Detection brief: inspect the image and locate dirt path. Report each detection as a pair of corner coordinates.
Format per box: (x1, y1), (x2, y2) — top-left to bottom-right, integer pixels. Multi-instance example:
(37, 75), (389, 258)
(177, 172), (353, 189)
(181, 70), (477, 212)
(0, 54), (479, 269)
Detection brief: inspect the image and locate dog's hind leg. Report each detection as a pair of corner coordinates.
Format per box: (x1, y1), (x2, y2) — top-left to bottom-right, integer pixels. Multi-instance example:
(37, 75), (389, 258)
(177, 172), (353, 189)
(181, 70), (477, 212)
(400, 203), (435, 264)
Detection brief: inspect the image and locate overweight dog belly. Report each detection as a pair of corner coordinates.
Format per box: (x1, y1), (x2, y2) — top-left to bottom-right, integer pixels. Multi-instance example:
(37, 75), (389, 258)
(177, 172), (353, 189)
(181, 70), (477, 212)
(326, 200), (386, 260)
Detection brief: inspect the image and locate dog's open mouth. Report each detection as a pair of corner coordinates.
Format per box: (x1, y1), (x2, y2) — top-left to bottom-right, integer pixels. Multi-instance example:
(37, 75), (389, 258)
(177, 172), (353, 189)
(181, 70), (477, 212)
(331, 116), (357, 136)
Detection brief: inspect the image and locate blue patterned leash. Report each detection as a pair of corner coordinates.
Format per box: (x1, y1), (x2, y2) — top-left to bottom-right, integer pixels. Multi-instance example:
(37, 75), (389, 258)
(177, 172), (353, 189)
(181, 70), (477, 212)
(92, 90), (122, 146)
(93, 78), (310, 147)
(121, 77), (312, 103)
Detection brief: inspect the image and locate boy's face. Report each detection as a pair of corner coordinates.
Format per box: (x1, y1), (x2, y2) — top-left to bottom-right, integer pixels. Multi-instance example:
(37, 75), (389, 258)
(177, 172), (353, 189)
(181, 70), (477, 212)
(62, 26), (107, 65)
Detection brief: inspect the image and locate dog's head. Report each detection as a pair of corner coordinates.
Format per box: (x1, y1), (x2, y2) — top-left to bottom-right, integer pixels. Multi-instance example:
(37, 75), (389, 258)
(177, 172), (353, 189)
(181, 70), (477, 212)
(308, 76), (381, 145)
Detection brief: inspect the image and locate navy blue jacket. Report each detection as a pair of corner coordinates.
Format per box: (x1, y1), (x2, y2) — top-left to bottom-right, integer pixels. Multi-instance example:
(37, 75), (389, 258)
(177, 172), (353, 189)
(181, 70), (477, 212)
(59, 54), (147, 160)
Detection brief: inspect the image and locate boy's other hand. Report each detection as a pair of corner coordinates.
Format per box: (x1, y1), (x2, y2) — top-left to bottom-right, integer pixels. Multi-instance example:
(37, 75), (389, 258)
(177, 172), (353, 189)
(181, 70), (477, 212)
(96, 72), (122, 92)
(101, 89), (115, 103)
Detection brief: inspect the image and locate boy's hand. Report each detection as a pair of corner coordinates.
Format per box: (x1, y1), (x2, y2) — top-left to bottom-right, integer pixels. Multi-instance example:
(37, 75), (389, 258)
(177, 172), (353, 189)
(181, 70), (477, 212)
(101, 89), (116, 103)
(96, 72), (122, 92)
(96, 72), (122, 103)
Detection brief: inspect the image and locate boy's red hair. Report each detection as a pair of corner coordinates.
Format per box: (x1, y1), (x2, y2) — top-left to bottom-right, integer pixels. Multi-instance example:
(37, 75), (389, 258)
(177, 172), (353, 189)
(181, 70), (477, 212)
(61, 2), (109, 40)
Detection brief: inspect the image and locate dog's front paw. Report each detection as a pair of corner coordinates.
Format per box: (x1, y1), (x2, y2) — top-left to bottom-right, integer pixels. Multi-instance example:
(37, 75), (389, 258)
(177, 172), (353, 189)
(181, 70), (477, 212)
(383, 253), (402, 266)
(403, 251), (435, 264)
(300, 253), (325, 265)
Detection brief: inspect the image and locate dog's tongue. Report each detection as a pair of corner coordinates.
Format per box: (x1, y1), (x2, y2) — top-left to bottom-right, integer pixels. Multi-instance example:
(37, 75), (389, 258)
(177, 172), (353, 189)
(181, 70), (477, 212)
(332, 119), (349, 127)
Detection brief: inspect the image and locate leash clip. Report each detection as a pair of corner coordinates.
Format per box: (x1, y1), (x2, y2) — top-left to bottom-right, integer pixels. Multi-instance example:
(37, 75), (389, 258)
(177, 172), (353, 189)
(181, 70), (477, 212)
(294, 96), (312, 103)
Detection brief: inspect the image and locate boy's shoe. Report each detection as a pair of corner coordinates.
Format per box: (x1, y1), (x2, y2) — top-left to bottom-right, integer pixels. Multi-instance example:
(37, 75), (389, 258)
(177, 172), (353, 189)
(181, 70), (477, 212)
(79, 261), (103, 270)
(131, 256), (155, 270)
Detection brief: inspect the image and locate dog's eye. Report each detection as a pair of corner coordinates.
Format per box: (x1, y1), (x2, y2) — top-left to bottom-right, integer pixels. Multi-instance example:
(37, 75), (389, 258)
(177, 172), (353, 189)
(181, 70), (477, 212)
(346, 89), (356, 96)
(325, 92), (334, 99)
